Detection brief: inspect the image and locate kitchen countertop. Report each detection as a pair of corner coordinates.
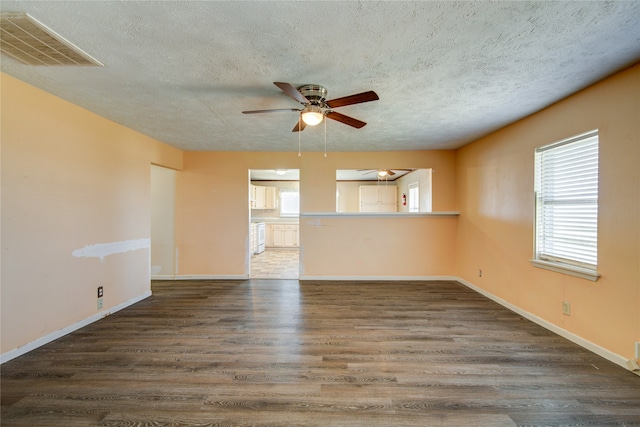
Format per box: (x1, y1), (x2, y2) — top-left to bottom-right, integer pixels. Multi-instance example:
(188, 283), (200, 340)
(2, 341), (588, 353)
(252, 218), (299, 225)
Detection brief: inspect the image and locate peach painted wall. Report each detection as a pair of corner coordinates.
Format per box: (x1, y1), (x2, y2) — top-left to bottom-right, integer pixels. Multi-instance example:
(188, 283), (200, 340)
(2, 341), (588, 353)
(301, 215), (457, 278)
(175, 151), (457, 278)
(175, 152), (303, 276)
(455, 65), (640, 361)
(1, 73), (183, 356)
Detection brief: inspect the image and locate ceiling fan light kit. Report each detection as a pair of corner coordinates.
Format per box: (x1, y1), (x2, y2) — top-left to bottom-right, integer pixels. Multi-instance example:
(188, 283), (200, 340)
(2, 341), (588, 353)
(301, 105), (324, 126)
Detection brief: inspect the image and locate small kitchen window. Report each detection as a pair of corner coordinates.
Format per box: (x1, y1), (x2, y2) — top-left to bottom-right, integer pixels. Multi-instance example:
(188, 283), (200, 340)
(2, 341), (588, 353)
(280, 188), (300, 217)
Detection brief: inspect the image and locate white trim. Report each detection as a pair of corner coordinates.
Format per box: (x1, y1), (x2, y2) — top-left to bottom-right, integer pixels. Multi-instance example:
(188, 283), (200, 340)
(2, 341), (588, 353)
(152, 274), (249, 281)
(299, 275), (457, 281)
(455, 277), (629, 370)
(1, 291), (152, 364)
(530, 259), (600, 282)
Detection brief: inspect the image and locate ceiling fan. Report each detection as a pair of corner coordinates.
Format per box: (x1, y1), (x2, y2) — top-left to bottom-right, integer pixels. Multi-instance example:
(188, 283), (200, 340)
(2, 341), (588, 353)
(359, 169), (415, 179)
(242, 82), (379, 132)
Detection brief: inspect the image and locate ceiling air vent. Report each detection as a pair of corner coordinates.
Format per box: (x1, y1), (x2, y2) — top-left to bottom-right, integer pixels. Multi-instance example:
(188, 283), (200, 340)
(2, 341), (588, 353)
(0, 13), (102, 66)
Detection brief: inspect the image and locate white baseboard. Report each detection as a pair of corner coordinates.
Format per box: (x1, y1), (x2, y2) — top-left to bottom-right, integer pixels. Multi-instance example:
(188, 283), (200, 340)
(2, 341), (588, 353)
(151, 274), (249, 281)
(455, 277), (630, 370)
(1, 291), (152, 364)
(299, 275), (457, 281)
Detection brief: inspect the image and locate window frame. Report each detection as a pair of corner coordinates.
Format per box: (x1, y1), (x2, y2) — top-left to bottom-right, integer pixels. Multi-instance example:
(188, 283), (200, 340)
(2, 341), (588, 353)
(530, 130), (600, 281)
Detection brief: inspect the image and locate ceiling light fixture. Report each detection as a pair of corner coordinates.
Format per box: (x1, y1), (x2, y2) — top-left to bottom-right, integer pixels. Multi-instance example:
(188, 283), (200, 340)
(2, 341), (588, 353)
(301, 105), (324, 126)
(377, 170), (388, 178)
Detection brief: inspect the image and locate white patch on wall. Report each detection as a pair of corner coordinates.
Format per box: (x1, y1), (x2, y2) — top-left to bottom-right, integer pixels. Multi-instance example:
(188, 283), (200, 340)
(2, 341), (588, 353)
(72, 238), (150, 261)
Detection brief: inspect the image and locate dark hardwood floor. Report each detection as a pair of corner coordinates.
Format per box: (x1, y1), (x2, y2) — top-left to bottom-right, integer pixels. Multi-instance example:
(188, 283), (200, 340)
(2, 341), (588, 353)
(2, 280), (639, 426)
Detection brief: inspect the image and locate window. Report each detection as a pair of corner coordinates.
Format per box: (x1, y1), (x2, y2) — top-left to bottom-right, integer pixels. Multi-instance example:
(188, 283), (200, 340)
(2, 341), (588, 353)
(532, 130), (600, 281)
(408, 182), (419, 212)
(280, 188), (299, 217)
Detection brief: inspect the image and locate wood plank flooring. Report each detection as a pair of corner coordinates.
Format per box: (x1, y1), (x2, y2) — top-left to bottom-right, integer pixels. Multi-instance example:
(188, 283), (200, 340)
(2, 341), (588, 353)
(2, 280), (639, 426)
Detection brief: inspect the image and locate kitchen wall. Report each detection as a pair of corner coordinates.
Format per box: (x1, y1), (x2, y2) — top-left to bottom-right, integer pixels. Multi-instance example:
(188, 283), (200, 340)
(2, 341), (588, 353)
(1, 73), (182, 360)
(455, 64), (640, 363)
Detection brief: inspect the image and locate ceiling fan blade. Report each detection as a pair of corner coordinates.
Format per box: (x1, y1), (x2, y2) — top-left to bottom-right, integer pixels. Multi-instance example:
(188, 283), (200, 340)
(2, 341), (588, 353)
(386, 170), (396, 176)
(326, 111), (367, 129)
(292, 118), (307, 132)
(274, 82), (309, 104)
(242, 108), (300, 114)
(326, 91), (379, 108)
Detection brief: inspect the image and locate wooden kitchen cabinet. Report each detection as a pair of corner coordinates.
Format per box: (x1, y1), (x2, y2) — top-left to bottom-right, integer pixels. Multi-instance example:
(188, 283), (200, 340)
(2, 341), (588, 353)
(267, 224), (299, 248)
(265, 223), (275, 247)
(251, 185), (277, 209)
(264, 186), (277, 209)
(359, 185), (398, 212)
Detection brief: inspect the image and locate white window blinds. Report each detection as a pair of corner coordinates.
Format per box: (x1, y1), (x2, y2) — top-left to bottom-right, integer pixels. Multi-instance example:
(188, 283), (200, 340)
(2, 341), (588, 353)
(534, 130), (599, 271)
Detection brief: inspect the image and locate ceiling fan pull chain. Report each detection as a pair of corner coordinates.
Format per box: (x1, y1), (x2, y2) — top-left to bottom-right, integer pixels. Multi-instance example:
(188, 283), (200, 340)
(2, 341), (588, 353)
(324, 118), (327, 158)
(298, 114), (302, 157)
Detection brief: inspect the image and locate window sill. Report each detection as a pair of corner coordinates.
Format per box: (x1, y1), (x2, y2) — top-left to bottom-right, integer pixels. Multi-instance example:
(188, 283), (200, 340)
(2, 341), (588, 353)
(530, 259), (600, 282)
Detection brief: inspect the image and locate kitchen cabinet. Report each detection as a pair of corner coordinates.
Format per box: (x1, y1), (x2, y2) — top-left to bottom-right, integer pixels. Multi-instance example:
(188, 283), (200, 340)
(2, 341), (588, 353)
(265, 223), (274, 247)
(266, 224), (299, 248)
(251, 185), (277, 209)
(359, 185), (397, 212)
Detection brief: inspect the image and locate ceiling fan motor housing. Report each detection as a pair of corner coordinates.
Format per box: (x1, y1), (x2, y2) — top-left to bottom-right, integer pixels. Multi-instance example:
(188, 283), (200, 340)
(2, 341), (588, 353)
(298, 84), (328, 104)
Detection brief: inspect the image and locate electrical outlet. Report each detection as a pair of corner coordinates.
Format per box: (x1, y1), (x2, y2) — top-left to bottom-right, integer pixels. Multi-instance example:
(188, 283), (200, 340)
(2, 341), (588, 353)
(97, 297), (103, 310)
(97, 286), (103, 298)
(478, 269), (483, 277)
(562, 301), (571, 316)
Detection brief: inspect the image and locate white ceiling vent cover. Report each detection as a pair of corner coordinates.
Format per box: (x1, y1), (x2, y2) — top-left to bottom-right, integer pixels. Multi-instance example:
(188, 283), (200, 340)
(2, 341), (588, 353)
(0, 13), (102, 66)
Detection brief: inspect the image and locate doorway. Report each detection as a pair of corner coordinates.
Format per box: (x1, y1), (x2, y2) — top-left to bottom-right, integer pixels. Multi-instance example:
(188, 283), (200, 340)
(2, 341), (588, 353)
(249, 169), (300, 279)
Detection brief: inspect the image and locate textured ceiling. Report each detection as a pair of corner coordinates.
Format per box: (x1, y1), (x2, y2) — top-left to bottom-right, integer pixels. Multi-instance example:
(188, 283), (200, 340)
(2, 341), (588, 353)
(1, 1), (639, 152)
